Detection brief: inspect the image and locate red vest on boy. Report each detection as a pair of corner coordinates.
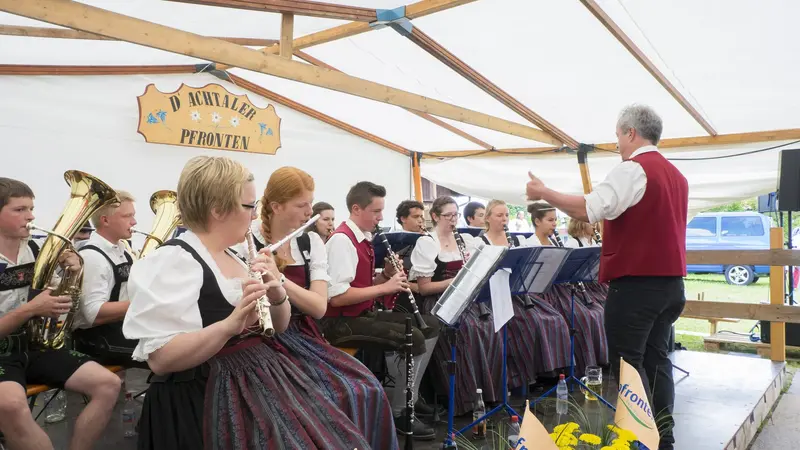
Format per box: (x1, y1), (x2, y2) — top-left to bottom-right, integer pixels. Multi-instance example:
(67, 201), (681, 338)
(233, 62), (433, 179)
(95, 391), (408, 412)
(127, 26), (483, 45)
(324, 222), (376, 317)
(600, 150), (689, 283)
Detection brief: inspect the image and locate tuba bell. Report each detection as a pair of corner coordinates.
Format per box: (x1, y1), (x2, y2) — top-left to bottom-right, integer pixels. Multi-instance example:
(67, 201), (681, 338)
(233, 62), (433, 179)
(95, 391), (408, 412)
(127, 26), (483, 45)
(137, 190), (181, 259)
(28, 170), (118, 350)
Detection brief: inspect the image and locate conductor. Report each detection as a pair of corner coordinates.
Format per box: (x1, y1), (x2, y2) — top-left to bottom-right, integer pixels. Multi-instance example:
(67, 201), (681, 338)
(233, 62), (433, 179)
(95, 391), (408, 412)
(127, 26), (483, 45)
(525, 104), (687, 450)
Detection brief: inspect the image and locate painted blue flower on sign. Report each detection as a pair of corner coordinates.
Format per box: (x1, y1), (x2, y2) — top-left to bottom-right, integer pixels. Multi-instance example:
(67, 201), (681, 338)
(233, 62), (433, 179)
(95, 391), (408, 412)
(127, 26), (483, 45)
(146, 109), (171, 130)
(156, 109), (167, 122)
(259, 123), (267, 134)
(147, 113), (159, 124)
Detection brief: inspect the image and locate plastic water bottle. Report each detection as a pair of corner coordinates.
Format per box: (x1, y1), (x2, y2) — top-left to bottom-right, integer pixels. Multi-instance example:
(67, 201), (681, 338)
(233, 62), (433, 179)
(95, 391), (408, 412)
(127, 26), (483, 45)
(44, 390), (67, 423)
(507, 415), (521, 447)
(472, 388), (486, 438)
(122, 392), (136, 438)
(556, 374), (569, 415)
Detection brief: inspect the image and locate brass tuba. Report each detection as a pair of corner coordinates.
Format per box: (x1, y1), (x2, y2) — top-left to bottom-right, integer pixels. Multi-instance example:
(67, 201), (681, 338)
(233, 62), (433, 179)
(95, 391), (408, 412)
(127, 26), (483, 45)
(137, 190), (181, 259)
(28, 171), (118, 349)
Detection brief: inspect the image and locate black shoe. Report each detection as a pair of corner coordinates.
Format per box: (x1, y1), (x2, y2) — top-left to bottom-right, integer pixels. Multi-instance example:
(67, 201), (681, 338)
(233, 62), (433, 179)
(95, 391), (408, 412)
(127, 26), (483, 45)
(414, 399), (446, 422)
(394, 411), (436, 441)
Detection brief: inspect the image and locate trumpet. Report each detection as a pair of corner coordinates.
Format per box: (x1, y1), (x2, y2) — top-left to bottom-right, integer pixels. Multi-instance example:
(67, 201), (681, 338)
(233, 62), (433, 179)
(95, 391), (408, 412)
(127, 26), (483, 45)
(245, 228), (275, 337)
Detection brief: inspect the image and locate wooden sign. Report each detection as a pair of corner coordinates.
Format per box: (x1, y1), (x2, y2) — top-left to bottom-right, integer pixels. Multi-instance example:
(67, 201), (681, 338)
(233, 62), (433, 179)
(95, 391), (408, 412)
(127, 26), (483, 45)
(137, 83), (281, 154)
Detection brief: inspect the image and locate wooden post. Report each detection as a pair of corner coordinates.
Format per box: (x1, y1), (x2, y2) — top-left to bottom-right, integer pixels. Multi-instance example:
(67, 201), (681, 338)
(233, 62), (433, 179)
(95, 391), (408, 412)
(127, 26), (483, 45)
(770, 227), (786, 362)
(577, 145), (593, 194)
(412, 152), (423, 202)
(280, 14), (294, 59)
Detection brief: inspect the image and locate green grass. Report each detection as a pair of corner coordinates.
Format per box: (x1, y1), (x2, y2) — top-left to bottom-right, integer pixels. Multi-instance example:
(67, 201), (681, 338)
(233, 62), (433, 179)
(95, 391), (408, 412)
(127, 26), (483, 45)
(677, 273), (770, 337)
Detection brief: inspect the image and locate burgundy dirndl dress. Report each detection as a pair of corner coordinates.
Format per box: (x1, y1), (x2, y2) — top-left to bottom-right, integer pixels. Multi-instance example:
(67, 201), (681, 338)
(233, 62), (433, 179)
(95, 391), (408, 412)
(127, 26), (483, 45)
(277, 260), (398, 450)
(420, 258), (504, 416)
(136, 240), (371, 450)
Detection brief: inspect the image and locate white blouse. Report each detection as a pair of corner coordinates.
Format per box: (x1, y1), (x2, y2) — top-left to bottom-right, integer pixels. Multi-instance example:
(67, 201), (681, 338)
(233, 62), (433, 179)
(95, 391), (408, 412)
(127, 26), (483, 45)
(122, 230), (247, 362)
(409, 232), (477, 280)
(564, 236), (599, 248)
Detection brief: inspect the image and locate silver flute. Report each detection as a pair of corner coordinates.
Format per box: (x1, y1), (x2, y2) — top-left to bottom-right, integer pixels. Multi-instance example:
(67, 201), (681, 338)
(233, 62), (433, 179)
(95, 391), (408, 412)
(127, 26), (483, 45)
(245, 229), (275, 337)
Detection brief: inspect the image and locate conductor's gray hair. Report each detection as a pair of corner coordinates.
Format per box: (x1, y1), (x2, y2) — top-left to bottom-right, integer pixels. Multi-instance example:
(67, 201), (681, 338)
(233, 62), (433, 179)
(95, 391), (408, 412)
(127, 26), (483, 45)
(616, 104), (663, 145)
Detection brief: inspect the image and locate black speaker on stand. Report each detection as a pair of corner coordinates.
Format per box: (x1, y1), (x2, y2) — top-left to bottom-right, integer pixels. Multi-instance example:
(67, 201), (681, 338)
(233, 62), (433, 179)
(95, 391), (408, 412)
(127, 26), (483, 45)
(778, 149), (800, 212)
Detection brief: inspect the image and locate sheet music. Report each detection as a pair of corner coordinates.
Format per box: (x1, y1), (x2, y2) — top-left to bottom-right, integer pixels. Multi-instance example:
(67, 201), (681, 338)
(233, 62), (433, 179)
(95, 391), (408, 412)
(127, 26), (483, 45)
(490, 268), (514, 332)
(529, 248), (568, 293)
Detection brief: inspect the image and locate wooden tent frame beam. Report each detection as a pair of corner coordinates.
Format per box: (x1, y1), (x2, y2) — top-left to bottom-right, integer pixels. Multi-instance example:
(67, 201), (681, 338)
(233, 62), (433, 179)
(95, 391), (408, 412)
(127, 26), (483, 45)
(217, 0), (477, 69)
(400, 25), (576, 148)
(0, 0), (557, 144)
(166, 0), (376, 22)
(422, 128), (800, 159)
(294, 50), (494, 150)
(0, 24), (278, 46)
(579, 0), (717, 136)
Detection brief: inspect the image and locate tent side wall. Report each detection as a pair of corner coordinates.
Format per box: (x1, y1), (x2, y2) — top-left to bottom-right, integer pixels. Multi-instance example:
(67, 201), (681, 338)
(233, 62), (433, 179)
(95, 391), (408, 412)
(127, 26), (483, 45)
(1, 73), (411, 238)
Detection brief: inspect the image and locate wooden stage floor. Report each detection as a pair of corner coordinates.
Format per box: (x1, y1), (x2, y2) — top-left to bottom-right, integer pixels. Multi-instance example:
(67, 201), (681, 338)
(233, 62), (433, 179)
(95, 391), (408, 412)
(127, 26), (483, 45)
(8, 350), (786, 450)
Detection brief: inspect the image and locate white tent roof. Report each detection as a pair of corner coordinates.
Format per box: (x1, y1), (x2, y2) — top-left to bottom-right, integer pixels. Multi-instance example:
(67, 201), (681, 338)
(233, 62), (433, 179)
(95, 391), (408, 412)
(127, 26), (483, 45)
(1, 0), (798, 213)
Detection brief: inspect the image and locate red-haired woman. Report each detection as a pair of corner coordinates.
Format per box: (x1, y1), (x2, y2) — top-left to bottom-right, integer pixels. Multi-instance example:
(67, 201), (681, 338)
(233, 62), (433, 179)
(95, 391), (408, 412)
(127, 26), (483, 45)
(257, 166), (397, 449)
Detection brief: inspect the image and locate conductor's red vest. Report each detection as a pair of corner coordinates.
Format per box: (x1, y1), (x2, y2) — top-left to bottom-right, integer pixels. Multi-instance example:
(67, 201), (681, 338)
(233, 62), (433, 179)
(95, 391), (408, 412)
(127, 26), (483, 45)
(600, 151), (689, 283)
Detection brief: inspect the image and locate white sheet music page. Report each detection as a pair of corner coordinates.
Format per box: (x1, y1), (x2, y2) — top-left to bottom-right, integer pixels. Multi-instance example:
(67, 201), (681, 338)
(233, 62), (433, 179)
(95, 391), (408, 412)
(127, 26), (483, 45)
(529, 248), (568, 293)
(490, 268), (514, 332)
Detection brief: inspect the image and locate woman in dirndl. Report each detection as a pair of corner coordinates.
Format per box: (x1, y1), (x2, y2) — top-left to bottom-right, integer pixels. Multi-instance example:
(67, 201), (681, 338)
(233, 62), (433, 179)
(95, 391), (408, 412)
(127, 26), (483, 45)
(410, 196), (503, 416)
(480, 200), (571, 386)
(256, 166), (398, 449)
(565, 217), (609, 304)
(528, 201), (608, 375)
(122, 156), (371, 450)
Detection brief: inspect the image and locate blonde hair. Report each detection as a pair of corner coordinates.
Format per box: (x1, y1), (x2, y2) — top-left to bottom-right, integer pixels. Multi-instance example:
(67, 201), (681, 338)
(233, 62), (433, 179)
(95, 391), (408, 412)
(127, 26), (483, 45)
(177, 156), (254, 232)
(260, 166), (314, 270)
(91, 190), (135, 227)
(567, 217), (591, 239)
(484, 199), (507, 231)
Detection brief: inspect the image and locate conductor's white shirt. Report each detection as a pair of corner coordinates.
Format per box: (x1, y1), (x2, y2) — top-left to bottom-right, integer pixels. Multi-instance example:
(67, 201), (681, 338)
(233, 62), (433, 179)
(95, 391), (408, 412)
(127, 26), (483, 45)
(584, 145), (655, 224)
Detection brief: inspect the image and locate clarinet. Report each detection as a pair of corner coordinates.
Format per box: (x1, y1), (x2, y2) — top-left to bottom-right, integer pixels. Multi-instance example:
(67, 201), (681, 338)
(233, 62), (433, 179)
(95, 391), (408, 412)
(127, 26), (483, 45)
(377, 229), (429, 330)
(403, 316), (415, 450)
(592, 225), (602, 245)
(455, 227), (490, 320)
(505, 225), (535, 309)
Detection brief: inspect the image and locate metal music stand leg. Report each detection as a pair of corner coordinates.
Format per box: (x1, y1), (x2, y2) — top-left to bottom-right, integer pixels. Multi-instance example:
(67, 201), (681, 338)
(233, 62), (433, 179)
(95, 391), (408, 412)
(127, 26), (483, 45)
(530, 285), (616, 412)
(442, 327), (458, 449)
(454, 324), (520, 440)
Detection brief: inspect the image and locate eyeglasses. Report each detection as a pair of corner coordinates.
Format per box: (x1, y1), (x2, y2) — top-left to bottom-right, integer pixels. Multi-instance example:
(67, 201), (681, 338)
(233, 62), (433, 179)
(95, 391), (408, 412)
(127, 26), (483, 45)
(241, 200), (260, 210)
(440, 212), (461, 220)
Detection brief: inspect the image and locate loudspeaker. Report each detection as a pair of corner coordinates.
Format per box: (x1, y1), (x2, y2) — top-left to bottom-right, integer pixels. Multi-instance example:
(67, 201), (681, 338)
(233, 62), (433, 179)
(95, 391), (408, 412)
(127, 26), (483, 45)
(777, 149), (800, 212)
(758, 192), (778, 213)
(761, 320), (800, 346)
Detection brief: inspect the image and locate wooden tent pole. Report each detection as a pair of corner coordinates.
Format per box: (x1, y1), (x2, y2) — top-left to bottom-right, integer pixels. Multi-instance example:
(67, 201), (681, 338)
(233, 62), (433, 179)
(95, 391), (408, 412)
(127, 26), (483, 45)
(412, 152), (423, 202)
(770, 227), (786, 362)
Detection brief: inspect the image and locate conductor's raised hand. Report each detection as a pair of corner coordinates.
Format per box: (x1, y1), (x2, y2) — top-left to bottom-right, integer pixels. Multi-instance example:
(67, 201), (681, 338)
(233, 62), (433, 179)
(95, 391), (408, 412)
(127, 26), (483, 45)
(224, 279), (264, 336)
(526, 171), (547, 201)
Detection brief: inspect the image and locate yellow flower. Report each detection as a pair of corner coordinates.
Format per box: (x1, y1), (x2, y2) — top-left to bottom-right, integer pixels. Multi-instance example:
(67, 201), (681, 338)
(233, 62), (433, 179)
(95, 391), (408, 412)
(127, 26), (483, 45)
(579, 433), (602, 445)
(554, 422), (581, 435)
(600, 447), (615, 450)
(558, 447), (574, 450)
(555, 434), (579, 446)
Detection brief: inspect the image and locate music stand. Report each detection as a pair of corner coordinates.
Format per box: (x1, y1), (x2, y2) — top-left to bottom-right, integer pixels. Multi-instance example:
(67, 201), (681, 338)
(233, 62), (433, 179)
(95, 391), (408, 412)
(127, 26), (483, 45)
(456, 226), (484, 238)
(434, 245), (570, 448)
(372, 231), (422, 264)
(530, 247), (616, 412)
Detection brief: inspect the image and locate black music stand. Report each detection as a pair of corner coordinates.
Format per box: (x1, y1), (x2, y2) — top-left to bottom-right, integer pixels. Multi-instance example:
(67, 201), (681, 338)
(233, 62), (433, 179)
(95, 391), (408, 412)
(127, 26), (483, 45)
(456, 226), (484, 238)
(439, 245), (570, 448)
(530, 247), (616, 412)
(372, 231), (422, 264)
